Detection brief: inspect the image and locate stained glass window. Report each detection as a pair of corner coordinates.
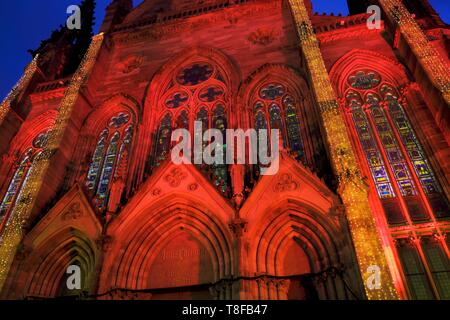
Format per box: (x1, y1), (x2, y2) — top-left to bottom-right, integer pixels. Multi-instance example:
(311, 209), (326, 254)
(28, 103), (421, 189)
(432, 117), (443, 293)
(175, 111), (189, 131)
(109, 113), (130, 129)
(117, 126), (134, 173)
(85, 113), (135, 210)
(86, 130), (108, 190)
(366, 95), (421, 201)
(381, 86), (450, 218)
(212, 105), (228, 195)
(252, 83), (305, 163)
(96, 132), (120, 208)
(254, 108), (269, 167)
(157, 61), (230, 195)
(196, 107), (209, 150)
(0, 132), (49, 233)
(348, 70), (381, 89)
(177, 63), (213, 86)
(165, 92), (189, 109)
(345, 72), (448, 223)
(199, 86), (224, 102)
(284, 96), (304, 160)
(0, 155), (30, 226)
(260, 83), (285, 100)
(153, 114), (173, 167)
(347, 91), (404, 224)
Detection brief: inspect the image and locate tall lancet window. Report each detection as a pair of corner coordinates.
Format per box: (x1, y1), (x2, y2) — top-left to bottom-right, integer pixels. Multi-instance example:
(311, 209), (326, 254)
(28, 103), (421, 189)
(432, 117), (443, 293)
(252, 83), (306, 162)
(153, 61), (230, 195)
(0, 131), (49, 233)
(345, 70), (449, 225)
(85, 112), (134, 209)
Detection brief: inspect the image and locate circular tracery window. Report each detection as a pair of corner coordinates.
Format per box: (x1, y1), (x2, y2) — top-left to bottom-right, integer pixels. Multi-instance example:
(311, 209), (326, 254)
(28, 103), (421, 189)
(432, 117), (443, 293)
(259, 83), (285, 100)
(348, 70), (381, 90)
(33, 132), (50, 149)
(165, 91), (189, 109)
(108, 112), (130, 129)
(199, 86), (224, 102)
(176, 63), (214, 86)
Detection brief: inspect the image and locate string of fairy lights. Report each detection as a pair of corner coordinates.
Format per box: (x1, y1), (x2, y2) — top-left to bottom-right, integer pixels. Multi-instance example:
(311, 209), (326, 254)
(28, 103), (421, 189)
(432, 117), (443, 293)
(379, 0), (450, 105)
(288, 0), (399, 300)
(0, 34), (104, 291)
(0, 55), (39, 126)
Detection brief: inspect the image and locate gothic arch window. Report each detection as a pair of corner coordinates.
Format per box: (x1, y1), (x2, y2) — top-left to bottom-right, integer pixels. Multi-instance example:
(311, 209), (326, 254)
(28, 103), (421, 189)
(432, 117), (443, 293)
(152, 61), (230, 195)
(85, 112), (135, 209)
(251, 82), (306, 162)
(396, 237), (450, 299)
(344, 70), (449, 225)
(0, 131), (49, 233)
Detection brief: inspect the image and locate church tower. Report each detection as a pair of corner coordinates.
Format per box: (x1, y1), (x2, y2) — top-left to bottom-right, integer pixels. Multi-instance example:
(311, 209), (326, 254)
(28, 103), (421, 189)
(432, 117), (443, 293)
(0, 0), (449, 300)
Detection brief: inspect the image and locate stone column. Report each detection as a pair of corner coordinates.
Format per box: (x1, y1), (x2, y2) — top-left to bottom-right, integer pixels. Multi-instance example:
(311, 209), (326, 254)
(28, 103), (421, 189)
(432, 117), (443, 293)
(287, 0), (399, 299)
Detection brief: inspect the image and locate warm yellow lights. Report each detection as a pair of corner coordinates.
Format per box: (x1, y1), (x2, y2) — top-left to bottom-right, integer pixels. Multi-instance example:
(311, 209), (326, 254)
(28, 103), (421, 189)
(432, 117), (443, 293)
(0, 55), (39, 126)
(0, 34), (104, 292)
(288, 0), (399, 299)
(379, 0), (450, 105)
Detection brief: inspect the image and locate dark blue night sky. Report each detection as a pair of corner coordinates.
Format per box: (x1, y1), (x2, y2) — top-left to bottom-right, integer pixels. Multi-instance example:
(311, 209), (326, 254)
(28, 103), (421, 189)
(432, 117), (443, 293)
(0, 0), (449, 99)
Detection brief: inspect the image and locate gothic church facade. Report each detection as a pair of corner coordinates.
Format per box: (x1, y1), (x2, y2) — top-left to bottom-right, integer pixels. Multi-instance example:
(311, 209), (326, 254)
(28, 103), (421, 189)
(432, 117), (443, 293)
(0, 0), (449, 300)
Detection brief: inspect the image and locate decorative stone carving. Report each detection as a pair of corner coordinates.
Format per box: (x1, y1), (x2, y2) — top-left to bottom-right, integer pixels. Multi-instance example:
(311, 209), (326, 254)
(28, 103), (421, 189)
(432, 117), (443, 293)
(248, 28), (278, 46)
(15, 244), (33, 261)
(164, 168), (187, 188)
(229, 218), (248, 237)
(273, 173), (298, 193)
(188, 183), (198, 191)
(62, 202), (83, 221)
(329, 204), (346, 220)
(119, 55), (144, 74)
(152, 188), (162, 196)
(96, 235), (113, 252)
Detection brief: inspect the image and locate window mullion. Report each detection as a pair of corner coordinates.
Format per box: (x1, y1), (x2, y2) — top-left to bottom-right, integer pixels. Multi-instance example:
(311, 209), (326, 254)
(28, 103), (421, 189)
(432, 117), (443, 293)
(381, 102), (436, 221)
(363, 105), (413, 226)
(414, 238), (442, 299)
(0, 161), (32, 234)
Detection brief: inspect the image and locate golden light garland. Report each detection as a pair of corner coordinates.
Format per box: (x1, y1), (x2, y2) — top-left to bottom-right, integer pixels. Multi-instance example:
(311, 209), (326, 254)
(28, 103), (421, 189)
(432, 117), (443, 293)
(0, 34), (104, 292)
(0, 55), (39, 126)
(379, 0), (450, 105)
(288, 0), (399, 300)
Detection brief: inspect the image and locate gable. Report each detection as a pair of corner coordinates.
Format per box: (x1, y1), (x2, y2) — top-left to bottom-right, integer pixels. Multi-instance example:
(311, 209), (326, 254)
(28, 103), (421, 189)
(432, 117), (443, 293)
(23, 184), (102, 247)
(240, 151), (340, 223)
(109, 159), (235, 233)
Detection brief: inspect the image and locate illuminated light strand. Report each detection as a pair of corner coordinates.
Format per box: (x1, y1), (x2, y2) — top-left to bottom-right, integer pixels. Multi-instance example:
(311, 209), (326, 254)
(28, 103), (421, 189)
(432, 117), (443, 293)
(0, 55), (39, 126)
(379, 0), (450, 105)
(0, 34), (104, 292)
(288, 0), (399, 300)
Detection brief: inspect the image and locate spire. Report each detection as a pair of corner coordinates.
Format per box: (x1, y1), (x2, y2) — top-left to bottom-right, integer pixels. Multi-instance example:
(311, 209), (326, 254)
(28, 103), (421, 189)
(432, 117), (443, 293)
(28, 0), (96, 79)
